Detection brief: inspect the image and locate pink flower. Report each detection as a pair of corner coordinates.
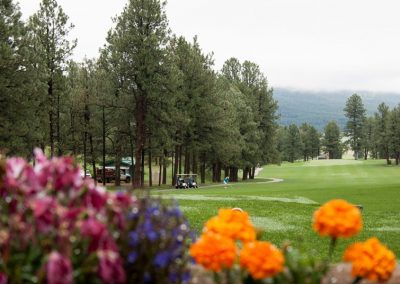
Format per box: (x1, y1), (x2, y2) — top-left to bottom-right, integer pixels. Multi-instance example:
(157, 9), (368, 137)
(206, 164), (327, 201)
(46, 251), (73, 284)
(4, 158), (39, 195)
(33, 149), (82, 192)
(81, 217), (107, 238)
(30, 197), (57, 233)
(83, 184), (108, 211)
(60, 207), (84, 231)
(0, 272), (7, 284)
(97, 250), (126, 284)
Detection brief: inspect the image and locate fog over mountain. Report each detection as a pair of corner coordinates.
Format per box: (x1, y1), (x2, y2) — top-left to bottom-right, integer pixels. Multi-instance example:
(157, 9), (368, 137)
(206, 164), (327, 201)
(275, 88), (400, 131)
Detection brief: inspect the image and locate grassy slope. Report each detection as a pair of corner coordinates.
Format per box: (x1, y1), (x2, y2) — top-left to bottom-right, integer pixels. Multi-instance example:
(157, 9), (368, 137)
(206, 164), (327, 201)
(159, 159), (400, 261)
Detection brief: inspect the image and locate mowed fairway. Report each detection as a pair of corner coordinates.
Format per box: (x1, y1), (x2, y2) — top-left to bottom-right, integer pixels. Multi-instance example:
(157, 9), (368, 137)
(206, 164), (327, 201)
(159, 159), (400, 260)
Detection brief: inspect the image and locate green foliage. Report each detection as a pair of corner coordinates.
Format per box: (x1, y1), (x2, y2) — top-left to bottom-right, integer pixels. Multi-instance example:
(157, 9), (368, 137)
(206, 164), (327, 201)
(0, 0), (45, 156)
(344, 94), (366, 159)
(322, 121), (342, 159)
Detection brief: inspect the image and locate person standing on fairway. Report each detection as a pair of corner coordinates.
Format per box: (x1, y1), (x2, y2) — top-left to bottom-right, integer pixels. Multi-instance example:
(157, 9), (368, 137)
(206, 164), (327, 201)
(223, 176), (229, 188)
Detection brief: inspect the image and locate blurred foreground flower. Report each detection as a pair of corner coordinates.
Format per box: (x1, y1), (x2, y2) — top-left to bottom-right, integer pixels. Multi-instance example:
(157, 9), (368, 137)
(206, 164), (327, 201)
(190, 231), (237, 272)
(0, 149), (133, 283)
(313, 199), (362, 239)
(240, 240), (284, 280)
(123, 195), (193, 284)
(205, 208), (256, 243)
(344, 237), (396, 283)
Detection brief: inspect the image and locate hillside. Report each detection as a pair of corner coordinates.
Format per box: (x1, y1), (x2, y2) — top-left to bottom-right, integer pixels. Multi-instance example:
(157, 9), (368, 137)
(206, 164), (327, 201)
(274, 88), (400, 130)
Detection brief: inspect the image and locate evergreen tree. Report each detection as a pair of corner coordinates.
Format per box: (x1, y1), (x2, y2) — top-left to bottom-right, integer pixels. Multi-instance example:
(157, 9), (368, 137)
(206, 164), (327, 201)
(374, 102), (391, 164)
(323, 121), (342, 159)
(285, 124), (303, 163)
(361, 117), (375, 160)
(104, 0), (170, 188)
(344, 94), (366, 159)
(389, 105), (400, 165)
(29, 0), (76, 156)
(0, 0), (44, 157)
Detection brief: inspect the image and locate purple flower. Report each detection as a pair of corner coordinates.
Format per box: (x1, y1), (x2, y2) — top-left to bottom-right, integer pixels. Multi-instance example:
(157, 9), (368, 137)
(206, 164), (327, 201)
(46, 251), (73, 284)
(128, 231), (139, 246)
(153, 251), (171, 268)
(127, 251), (138, 263)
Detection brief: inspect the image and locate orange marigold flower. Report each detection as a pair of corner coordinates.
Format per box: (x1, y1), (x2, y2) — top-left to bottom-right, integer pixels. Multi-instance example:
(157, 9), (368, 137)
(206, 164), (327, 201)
(313, 199), (362, 238)
(240, 241), (285, 280)
(189, 231), (237, 272)
(344, 237), (396, 282)
(205, 208), (256, 243)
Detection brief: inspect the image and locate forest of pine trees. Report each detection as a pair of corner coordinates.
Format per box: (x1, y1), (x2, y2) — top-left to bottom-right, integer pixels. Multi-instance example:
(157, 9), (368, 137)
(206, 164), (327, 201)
(2, 0), (400, 189)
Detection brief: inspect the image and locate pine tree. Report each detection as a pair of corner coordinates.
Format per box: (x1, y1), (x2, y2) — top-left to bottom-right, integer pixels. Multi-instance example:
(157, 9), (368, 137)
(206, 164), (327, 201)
(0, 0), (44, 157)
(374, 102), (391, 164)
(323, 121), (342, 159)
(29, 0), (76, 156)
(344, 94), (366, 159)
(104, 0), (170, 188)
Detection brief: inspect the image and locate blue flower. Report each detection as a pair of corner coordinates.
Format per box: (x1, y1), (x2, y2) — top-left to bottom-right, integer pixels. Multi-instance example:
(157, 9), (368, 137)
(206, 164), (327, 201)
(144, 272), (152, 283)
(153, 251), (171, 268)
(127, 251), (138, 263)
(128, 231), (139, 246)
(143, 219), (158, 241)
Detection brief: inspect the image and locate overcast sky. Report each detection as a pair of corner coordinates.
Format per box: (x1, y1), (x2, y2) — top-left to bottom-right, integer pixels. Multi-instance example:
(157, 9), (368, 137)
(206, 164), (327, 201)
(17, 0), (400, 93)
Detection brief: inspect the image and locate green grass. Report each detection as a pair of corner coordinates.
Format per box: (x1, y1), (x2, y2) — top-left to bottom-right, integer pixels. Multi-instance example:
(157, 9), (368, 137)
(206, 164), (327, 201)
(158, 159), (400, 261)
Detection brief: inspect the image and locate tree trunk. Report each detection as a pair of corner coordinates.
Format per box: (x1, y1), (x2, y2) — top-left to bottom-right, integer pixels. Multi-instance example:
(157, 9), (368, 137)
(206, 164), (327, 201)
(162, 150), (167, 185)
(141, 148), (145, 187)
(83, 132), (87, 177)
(250, 166), (256, 179)
(71, 111), (76, 156)
(201, 154), (206, 184)
(230, 166), (238, 182)
(396, 152), (399, 165)
(216, 162), (222, 182)
(178, 145), (182, 174)
(130, 130), (135, 187)
(148, 136), (152, 187)
(115, 146), (121, 186)
(224, 166), (229, 179)
(212, 163), (216, 182)
(173, 146), (179, 186)
(102, 106), (106, 186)
(158, 156), (162, 186)
(242, 167), (249, 181)
(364, 148), (368, 160)
(192, 151), (197, 174)
(386, 149), (390, 165)
(184, 147), (190, 174)
(89, 133), (96, 184)
(48, 79), (54, 157)
(133, 96), (146, 188)
(56, 92), (62, 156)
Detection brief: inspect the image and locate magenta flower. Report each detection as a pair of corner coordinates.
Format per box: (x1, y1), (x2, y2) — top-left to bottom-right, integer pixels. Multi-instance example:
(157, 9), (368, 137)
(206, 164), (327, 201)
(0, 272), (7, 284)
(46, 251), (73, 284)
(81, 217), (107, 238)
(4, 157), (39, 195)
(83, 184), (108, 211)
(97, 250), (126, 284)
(30, 197), (57, 233)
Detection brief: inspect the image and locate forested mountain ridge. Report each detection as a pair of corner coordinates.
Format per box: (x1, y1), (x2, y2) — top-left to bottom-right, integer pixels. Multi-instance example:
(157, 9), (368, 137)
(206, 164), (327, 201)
(275, 88), (400, 130)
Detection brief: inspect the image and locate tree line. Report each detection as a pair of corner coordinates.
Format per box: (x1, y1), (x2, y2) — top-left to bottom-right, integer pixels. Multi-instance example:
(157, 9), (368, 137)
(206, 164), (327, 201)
(1, 0), (279, 188)
(278, 93), (400, 164)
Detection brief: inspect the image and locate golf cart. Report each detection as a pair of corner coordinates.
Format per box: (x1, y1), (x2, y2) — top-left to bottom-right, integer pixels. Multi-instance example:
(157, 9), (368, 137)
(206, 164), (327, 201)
(175, 174), (198, 189)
